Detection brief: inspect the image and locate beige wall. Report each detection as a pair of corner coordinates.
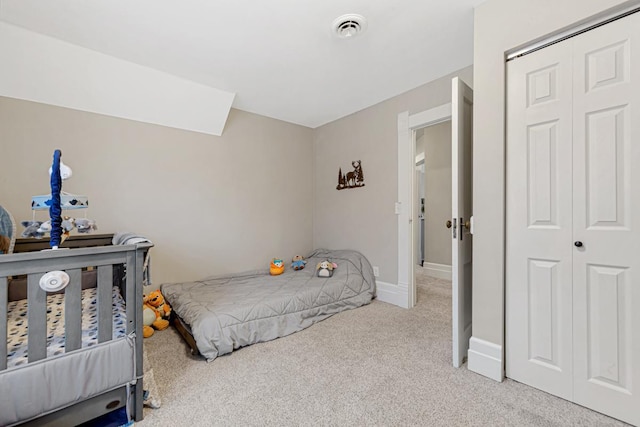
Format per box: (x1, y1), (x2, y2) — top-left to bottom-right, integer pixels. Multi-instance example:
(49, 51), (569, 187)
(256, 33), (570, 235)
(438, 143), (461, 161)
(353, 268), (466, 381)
(313, 66), (472, 284)
(0, 97), (314, 285)
(423, 121), (452, 266)
(473, 0), (635, 347)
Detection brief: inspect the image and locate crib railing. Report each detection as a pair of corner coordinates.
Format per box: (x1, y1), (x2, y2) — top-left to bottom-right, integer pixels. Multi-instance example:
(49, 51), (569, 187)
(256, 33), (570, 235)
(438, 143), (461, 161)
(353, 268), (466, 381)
(0, 242), (151, 422)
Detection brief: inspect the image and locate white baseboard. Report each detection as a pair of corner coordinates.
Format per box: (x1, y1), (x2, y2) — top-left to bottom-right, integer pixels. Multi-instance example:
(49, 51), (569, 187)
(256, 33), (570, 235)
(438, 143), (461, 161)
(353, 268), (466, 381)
(421, 262), (452, 280)
(376, 281), (408, 308)
(467, 337), (504, 382)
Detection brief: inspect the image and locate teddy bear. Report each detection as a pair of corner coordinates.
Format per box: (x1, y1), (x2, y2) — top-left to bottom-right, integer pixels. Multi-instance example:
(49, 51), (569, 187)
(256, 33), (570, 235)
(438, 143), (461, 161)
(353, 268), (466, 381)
(21, 221), (45, 239)
(292, 255), (307, 270)
(142, 290), (172, 338)
(316, 260), (338, 278)
(0, 235), (10, 254)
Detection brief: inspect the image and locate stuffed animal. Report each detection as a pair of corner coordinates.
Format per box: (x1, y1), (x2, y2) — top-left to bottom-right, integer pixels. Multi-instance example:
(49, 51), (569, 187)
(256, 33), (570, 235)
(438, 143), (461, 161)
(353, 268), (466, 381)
(292, 255), (307, 270)
(316, 260), (337, 278)
(34, 217), (76, 233)
(21, 221), (45, 239)
(75, 218), (97, 234)
(142, 290), (171, 338)
(37, 220), (52, 234)
(270, 258), (285, 275)
(0, 235), (10, 254)
(61, 216), (76, 232)
(58, 216), (76, 242)
(142, 303), (157, 338)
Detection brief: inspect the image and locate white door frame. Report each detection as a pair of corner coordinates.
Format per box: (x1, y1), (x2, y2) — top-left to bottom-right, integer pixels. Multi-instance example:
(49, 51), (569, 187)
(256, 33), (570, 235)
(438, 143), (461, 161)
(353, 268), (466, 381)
(397, 103), (451, 309)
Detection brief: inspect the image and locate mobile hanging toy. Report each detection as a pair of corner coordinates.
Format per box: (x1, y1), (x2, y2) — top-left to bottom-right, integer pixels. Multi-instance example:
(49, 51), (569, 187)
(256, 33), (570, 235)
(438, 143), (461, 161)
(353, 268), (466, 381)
(21, 150), (97, 247)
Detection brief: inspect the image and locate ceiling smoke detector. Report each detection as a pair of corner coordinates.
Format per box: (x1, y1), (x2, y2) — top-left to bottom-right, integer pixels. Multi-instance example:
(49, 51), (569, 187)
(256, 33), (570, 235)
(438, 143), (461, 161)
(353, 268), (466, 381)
(332, 14), (367, 39)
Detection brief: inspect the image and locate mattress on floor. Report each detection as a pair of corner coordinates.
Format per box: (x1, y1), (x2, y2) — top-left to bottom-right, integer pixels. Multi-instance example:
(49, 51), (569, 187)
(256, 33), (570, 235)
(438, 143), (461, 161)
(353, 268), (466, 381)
(161, 249), (377, 362)
(6, 286), (127, 369)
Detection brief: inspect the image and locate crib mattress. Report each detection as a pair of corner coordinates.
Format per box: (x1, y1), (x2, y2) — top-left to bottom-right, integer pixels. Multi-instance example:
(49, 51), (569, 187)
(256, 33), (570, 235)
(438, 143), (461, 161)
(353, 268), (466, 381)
(6, 286), (127, 368)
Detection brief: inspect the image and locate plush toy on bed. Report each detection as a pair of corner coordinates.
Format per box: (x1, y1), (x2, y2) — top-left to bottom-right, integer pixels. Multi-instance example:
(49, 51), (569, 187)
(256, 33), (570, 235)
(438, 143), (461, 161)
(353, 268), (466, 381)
(142, 290), (172, 338)
(316, 260), (337, 278)
(291, 255), (307, 270)
(270, 258), (285, 276)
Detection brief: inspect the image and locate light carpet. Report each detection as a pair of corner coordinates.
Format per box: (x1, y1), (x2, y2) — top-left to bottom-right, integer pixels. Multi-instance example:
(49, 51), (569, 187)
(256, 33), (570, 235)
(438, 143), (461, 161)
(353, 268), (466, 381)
(138, 269), (627, 426)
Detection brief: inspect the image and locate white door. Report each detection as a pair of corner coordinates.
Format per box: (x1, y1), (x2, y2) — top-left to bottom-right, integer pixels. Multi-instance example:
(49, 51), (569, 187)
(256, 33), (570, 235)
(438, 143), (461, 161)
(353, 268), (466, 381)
(451, 77), (473, 368)
(571, 13), (640, 424)
(505, 39), (574, 400)
(506, 11), (640, 426)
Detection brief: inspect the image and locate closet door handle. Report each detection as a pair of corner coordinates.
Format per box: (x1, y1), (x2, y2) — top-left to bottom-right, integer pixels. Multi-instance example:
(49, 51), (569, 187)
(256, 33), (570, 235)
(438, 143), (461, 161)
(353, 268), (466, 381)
(574, 241), (583, 248)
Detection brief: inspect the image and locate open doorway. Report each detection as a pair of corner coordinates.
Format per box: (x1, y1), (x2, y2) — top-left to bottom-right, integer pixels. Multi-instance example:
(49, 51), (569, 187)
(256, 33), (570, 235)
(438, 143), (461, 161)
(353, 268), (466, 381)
(414, 122), (452, 281)
(397, 76), (473, 368)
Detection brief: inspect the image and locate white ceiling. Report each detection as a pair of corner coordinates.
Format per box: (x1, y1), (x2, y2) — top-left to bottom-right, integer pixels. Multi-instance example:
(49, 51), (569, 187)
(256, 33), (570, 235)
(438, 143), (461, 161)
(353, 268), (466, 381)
(0, 0), (482, 128)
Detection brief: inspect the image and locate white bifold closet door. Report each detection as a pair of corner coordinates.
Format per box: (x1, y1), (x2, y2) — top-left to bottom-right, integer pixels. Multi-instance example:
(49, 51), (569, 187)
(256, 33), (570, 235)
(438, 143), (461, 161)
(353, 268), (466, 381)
(506, 11), (640, 426)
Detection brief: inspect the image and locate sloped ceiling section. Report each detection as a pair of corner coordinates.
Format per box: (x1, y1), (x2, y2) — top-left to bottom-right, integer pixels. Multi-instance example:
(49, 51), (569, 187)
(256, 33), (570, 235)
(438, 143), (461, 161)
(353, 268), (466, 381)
(0, 0), (482, 129)
(0, 22), (235, 136)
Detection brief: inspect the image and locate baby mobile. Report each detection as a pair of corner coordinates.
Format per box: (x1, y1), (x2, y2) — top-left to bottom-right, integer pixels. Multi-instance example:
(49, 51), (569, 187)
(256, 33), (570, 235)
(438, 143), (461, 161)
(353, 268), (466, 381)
(21, 150), (97, 246)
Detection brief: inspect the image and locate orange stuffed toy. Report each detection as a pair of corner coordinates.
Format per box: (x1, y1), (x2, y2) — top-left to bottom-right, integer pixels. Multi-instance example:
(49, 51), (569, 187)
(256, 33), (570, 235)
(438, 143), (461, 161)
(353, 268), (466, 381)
(142, 290), (172, 338)
(270, 258), (285, 275)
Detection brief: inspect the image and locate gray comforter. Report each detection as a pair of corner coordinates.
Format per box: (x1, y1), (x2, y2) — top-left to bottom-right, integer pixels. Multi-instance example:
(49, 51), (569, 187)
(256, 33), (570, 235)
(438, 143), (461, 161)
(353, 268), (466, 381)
(161, 249), (376, 361)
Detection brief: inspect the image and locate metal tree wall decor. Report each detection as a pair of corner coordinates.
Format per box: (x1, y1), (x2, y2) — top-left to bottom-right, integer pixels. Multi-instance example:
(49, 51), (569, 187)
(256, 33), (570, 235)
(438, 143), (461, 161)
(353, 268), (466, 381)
(336, 160), (365, 190)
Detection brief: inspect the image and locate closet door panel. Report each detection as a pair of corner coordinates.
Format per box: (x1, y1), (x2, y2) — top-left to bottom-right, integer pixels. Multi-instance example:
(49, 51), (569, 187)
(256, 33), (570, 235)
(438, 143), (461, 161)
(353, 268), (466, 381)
(506, 40), (573, 399)
(572, 11), (640, 426)
(585, 265), (631, 388)
(526, 258), (561, 366)
(584, 106), (628, 229)
(527, 121), (560, 227)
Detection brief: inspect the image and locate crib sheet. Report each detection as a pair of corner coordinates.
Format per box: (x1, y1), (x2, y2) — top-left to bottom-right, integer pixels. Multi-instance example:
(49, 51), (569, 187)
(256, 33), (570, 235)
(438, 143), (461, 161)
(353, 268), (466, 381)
(6, 286), (127, 368)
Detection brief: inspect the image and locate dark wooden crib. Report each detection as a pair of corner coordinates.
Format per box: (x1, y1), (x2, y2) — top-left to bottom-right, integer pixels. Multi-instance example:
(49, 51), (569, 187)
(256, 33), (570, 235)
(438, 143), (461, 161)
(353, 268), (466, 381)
(0, 234), (151, 426)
